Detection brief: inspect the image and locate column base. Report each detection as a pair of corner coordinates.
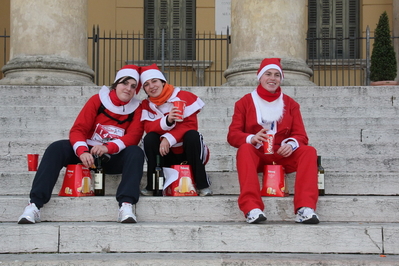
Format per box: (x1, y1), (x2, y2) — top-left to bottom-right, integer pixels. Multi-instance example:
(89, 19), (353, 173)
(223, 57), (315, 86)
(0, 55), (95, 86)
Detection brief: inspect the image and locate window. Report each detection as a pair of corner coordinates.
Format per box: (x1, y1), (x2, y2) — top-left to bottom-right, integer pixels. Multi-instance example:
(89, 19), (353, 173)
(308, 0), (359, 59)
(144, 0), (196, 60)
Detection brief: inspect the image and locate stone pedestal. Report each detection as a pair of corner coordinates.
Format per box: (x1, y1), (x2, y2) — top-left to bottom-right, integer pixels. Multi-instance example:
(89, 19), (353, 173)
(0, 0), (94, 85)
(224, 0), (314, 86)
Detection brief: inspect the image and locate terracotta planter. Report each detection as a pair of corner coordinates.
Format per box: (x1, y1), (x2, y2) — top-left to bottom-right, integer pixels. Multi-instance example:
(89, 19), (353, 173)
(370, 80), (399, 86)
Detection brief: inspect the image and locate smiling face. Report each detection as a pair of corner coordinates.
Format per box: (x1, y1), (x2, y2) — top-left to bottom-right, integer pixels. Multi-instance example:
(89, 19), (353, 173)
(259, 68), (281, 93)
(115, 78), (137, 102)
(142, 78), (165, 97)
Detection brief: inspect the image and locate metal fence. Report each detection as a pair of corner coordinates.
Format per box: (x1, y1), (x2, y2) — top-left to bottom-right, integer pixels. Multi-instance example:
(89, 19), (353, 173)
(1, 26), (398, 86)
(307, 26), (398, 86)
(88, 26), (231, 87)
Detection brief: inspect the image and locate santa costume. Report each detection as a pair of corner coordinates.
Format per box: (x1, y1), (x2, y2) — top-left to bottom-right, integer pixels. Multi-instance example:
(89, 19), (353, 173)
(140, 64), (211, 195)
(227, 58), (319, 223)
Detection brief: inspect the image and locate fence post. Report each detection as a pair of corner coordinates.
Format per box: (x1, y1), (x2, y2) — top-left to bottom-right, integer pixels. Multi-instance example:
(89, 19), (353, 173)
(161, 28), (165, 73)
(366, 25), (370, 86)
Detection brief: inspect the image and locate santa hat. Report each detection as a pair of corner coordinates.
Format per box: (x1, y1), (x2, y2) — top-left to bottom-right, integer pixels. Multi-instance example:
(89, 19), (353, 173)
(114, 65), (141, 93)
(257, 58), (284, 81)
(140, 63), (167, 85)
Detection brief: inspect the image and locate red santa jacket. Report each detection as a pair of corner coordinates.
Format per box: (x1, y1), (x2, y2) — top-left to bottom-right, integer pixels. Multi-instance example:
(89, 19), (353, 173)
(140, 87), (204, 153)
(69, 86), (144, 156)
(227, 90), (308, 151)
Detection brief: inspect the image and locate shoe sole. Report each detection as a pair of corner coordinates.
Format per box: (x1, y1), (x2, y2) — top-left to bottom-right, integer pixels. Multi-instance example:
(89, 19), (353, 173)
(18, 218), (35, 224)
(247, 214), (267, 224)
(295, 215), (320, 224)
(120, 217), (137, 223)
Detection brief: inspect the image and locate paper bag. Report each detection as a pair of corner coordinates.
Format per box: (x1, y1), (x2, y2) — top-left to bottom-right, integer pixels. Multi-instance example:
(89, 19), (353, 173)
(164, 164), (198, 196)
(260, 164), (289, 197)
(59, 164), (95, 197)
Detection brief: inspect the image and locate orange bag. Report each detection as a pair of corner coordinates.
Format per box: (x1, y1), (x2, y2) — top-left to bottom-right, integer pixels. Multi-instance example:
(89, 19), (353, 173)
(260, 164), (289, 197)
(59, 164), (95, 197)
(164, 164), (198, 196)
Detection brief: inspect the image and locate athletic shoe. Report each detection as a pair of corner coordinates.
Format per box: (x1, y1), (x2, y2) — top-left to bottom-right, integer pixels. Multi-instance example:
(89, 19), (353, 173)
(140, 188), (153, 196)
(295, 207), (320, 224)
(18, 203), (41, 224)
(199, 187), (213, 196)
(117, 202), (137, 223)
(246, 208), (267, 224)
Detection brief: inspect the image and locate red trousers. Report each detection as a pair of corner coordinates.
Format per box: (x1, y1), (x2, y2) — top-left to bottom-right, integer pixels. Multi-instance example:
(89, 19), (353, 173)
(236, 143), (318, 216)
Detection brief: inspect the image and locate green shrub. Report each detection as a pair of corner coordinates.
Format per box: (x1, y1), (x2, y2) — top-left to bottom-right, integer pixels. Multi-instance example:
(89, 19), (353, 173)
(370, 11), (397, 81)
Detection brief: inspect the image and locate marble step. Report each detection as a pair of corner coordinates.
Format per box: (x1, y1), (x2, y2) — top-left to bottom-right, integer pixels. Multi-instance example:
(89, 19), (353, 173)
(1, 221), (398, 254)
(1, 195), (399, 223)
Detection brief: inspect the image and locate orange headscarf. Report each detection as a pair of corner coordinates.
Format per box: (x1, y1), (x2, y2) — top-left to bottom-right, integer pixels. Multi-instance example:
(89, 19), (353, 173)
(149, 83), (174, 106)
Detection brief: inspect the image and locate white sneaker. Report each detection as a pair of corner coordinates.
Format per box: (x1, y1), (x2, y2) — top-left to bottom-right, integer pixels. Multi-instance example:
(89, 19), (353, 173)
(117, 202), (137, 223)
(18, 203), (41, 224)
(245, 208), (267, 224)
(295, 207), (320, 224)
(199, 187), (213, 196)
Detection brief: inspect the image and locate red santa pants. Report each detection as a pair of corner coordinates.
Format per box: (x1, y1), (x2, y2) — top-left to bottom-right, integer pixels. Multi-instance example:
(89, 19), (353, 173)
(236, 143), (318, 217)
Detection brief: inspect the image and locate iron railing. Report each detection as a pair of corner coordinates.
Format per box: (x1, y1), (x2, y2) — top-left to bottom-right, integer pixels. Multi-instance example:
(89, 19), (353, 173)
(1, 26), (398, 86)
(88, 26), (231, 87)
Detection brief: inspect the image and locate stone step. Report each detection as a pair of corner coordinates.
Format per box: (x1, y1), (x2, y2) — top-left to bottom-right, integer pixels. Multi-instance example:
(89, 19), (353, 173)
(1, 221), (398, 254)
(0, 253), (398, 266)
(1, 195), (398, 223)
(1, 171), (398, 196)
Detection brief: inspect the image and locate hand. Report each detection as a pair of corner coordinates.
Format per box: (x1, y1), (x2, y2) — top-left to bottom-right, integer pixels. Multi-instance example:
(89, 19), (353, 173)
(159, 138), (170, 156)
(90, 145), (109, 157)
(250, 128), (269, 146)
(167, 106), (181, 124)
(79, 152), (94, 168)
(277, 144), (293, 157)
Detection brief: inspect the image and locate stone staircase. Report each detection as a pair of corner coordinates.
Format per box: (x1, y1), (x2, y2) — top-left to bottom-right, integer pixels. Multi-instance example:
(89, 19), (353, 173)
(0, 85), (399, 265)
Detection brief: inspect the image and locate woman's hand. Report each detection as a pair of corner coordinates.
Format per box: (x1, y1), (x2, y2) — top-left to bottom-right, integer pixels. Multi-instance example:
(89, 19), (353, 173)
(250, 128), (269, 146)
(90, 145), (109, 157)
(159, 138), (170, 156)
(79, 152), (94, 168)
(167, 106), (181, 124)
(277, 144), (293, 157)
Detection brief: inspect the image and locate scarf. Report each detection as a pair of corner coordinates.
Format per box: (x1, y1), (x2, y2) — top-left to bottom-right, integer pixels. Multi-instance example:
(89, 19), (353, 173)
(256, 85), (282, 102)
(149, 83), (174, 106)
(109, 89), (129, 106)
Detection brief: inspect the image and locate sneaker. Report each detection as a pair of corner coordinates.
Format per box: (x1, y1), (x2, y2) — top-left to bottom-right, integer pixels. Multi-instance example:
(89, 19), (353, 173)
(117, 202), (137, 223)
(18, 203), (41, 224)
(295, 207), (320, 224)
(140, 188), (153, 196)
(245, 208), (267, 224)
(199, 187), (213, 196)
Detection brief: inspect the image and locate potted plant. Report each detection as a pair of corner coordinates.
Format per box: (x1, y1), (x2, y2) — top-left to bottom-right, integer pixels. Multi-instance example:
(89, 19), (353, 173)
(370, 11), (398, 85)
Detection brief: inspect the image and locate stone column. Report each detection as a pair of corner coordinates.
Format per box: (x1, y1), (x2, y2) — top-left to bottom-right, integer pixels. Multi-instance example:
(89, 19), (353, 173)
(393, 0), (399, 81)
(224, 0), (314, 86)
(0, 0), (94, 85)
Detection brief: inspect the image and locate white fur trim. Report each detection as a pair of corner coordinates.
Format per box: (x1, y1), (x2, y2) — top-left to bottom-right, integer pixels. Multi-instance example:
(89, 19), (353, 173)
(162, 133), (177, 147)
(257, 64), (284, 81)
(282, 138), (299, 151)
(251, 90), (285, 125)
(73, 141), (88, 156)
(140, 69), (166, 84)
(99, 86), (140, 115)
(114, 68), (139, 83)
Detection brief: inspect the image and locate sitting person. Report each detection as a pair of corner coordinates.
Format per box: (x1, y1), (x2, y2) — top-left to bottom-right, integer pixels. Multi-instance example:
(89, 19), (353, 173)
(139, 64), (212, 196)
(227, 58), (319, 224)
(18, 65), (145, 224)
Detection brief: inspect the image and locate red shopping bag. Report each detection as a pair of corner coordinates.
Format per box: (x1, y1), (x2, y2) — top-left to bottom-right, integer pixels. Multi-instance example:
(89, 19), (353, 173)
(164, 164), (198, 196)
(260, 164), (289, 197)
(59, 164), (95, 197)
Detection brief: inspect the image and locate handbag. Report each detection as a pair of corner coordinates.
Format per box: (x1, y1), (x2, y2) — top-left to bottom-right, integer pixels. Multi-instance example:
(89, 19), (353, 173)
(59, 164), (95, 197)
(260, 164), (289, 197)
(164, 162), (198, 196)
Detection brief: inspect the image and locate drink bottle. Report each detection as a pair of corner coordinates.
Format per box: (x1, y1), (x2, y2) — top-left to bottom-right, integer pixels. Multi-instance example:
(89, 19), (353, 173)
(94, 155), (105, 196)
(317, 155), (325, 196)
(154, 155), (165, 196)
